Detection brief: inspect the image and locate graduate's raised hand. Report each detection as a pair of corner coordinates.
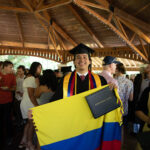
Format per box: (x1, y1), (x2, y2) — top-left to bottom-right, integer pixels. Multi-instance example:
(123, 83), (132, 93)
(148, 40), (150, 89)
(108, 82), (118, 90)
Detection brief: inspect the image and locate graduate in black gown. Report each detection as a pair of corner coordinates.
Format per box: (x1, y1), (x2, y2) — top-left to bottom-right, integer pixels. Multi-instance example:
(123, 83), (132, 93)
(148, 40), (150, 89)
(51, 43), (107, 101)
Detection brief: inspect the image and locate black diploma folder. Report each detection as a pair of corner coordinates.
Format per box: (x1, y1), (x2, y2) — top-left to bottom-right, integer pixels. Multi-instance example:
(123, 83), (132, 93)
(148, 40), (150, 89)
(85, 86), (120, 118)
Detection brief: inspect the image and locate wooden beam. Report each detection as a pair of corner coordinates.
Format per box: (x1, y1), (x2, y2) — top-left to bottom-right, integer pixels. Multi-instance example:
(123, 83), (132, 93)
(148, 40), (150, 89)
(53, 29), (68, 51)
(79, 1), (108, 11)
(113, 16), (128, 40)
(20, 0), (34, 12)
(15, 13), (24, 47)
(35, 0), (72, 12)
(130, 33), (136, 43)
(114, 8), (150, 33)
(118, 17), (150, 44)
(68, 4), (104, 48)
(34, 15), (63, 62)
(94, 0), (150, 33)
(41, 11), (77, 46)
(36, 0), (44, 9)
(0, 6), (29, 13)
(73, 0), (149, 62)
(21, 0), (76, 47)
(138, 36), (149, 58)
(108, 12), (113, 22)
(134, 2), (150, 16)
(94, 0), (109, 8)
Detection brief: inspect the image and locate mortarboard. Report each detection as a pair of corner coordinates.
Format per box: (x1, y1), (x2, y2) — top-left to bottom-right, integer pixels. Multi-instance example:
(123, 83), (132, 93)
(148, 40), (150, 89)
(69, 43), (94, 55)
(61, 66), (72, 74)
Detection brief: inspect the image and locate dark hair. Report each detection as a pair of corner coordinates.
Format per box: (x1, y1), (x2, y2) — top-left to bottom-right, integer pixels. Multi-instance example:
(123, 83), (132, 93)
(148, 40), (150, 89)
(28, 62), (41, 77)
(39, 69), (57, 91)
(116, 63), (126, 74)
(17, 65), (26, 73)
(0, 61), (3, 66)
(3, 60), (13, 68)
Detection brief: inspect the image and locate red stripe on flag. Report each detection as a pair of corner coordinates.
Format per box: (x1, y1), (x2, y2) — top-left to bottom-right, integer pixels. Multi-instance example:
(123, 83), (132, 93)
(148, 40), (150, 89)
(96, 140), (121, 150)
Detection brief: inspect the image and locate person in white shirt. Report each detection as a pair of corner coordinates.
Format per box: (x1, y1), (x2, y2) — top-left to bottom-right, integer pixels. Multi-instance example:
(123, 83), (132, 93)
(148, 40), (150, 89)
(19, 62), (42, 150)
(14, 65), (26, 125)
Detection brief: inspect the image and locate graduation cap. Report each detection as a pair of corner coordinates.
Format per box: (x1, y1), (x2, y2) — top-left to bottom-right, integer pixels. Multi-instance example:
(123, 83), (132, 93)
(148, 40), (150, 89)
(54, 69), (59, 73)
(61, 66), (72, 74)
(69, 43), (94, 55)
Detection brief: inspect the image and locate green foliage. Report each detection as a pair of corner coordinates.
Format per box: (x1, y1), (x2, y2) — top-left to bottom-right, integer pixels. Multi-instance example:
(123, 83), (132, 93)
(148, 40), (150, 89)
(0, 55), (30, 69)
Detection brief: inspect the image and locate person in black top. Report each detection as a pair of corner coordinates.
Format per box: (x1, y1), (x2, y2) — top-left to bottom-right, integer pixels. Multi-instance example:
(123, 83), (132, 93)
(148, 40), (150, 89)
(136, 86), (150, 130)
(135, 85), (150, 150)
(51, 43), (107, 101)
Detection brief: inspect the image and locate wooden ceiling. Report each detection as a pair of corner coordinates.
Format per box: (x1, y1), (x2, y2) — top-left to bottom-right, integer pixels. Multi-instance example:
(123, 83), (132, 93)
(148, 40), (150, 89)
(0, 0), (150, 67)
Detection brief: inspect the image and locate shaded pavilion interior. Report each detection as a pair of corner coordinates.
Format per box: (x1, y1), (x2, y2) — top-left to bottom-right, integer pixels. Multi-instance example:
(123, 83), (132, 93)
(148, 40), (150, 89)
(0, 0), (150, 71)
(1, 1), (150, 150)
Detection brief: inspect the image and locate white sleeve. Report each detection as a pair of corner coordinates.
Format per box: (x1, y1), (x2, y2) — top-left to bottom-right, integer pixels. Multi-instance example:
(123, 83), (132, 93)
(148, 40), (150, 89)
(24, 77), (37, 88)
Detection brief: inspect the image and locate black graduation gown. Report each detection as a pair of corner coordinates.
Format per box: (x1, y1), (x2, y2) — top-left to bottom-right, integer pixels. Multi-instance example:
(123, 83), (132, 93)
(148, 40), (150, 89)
(50, 72), (107, 102)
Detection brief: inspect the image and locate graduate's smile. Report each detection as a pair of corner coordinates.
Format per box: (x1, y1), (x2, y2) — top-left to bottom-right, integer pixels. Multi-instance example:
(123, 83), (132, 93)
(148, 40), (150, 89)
(74, 54), (91, 71)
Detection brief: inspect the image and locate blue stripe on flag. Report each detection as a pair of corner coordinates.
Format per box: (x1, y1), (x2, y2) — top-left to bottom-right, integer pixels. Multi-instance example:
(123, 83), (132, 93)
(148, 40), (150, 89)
(40, 122), (121, 150)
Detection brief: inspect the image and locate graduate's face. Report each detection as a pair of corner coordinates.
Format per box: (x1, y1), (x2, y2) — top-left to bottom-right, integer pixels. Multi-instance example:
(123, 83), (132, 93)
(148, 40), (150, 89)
(74, 54), (91, 72)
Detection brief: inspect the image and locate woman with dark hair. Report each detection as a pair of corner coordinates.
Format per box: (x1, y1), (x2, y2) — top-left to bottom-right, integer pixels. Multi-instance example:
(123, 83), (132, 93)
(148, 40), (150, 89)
(35, 69), (57, 105)
(19, 62), (42, 150)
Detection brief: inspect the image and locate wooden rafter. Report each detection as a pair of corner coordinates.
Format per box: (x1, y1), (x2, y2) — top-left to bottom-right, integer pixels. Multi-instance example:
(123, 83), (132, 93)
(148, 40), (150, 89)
(118, 17), (150, 44)
(138, 36), (149, 58)
(94, 0), (109, 8)
(53, 29), (68, 51)
(20, 0), (34, 12)
(20, 0), (63, 62)
(113, 16), (128, 40)
(68, 4), (104, 48)
(130, 33), (136, 43)
(41, 11), (77, 46)
(94, 0), (150, 33)
(15, 13), (24, 47)
(78, 1), (108, 11)
(114, 8), (150, 33)
(35, 0), (72, 12)
(134, 2), (150, 16)
(0, 6), (29, 13)
(36, 0), (44, 9)
(35, 15), (63, 62)
(73, 0), (148, 62)
(108, 12), (113, 22)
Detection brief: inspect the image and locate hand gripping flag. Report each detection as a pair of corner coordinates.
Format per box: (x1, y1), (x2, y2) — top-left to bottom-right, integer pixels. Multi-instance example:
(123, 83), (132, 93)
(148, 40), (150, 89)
(31, 85), (123, 150)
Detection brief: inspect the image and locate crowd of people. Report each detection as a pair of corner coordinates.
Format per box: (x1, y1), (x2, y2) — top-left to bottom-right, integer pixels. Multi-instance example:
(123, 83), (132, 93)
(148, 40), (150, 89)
(0, 43), (150, 150)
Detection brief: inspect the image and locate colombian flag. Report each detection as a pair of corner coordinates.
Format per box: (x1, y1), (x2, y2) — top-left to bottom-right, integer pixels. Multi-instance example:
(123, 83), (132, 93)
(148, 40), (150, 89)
(32, 85), (123, 150)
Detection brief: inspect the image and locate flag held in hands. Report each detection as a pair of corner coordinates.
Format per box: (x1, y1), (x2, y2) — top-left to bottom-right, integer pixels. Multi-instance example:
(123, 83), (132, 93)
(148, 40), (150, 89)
(31, 85), (123, 150)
